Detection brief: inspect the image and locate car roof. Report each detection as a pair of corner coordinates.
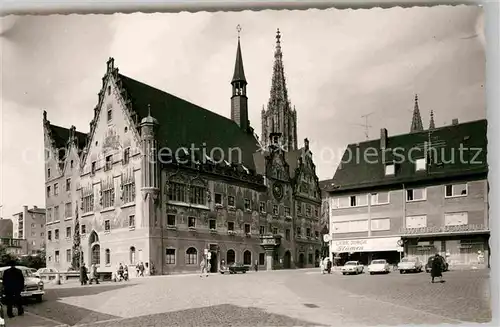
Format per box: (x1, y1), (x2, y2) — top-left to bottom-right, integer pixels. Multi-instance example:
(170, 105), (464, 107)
(0, 266), (29, 271)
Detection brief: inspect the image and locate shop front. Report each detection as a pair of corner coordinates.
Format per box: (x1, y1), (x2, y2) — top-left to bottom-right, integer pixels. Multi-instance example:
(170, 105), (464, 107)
(331, 236), (404, 266)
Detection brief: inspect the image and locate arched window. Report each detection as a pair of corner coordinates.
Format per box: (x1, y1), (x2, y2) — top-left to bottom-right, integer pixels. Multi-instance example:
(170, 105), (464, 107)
(91, 244), (100, 265)
(105, 249), (111, 265)
(243, 250), (252, 265)
(186, 247), (197, 265)
(227, 249), (235, 264)
(130, 246), (136, 265)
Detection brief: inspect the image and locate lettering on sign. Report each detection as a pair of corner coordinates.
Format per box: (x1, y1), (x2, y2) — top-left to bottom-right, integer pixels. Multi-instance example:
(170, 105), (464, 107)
(332, 237), (402, 253)
(400, 224), (487, 235)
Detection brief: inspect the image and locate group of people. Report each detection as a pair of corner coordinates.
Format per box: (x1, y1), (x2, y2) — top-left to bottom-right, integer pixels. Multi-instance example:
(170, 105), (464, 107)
(79, 263), (100, 285)
(319, 257), (333, 274)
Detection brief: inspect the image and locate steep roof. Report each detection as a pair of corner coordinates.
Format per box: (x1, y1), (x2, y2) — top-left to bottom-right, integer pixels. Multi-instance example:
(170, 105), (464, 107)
(231, 39), (247, 84)
(329, 119), (488, 193)
(47, 124), (87, 160)
(118, 74), (259, 169)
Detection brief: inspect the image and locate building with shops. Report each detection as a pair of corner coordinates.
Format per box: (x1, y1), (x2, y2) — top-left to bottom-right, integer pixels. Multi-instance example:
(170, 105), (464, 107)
(11, 205), (46, 255)
(325, 100), (489, 269)
(43, 29), (322, 274)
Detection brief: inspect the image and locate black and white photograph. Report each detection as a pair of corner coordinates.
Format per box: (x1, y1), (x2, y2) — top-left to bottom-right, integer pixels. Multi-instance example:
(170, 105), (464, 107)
(0, 3), (493, 327)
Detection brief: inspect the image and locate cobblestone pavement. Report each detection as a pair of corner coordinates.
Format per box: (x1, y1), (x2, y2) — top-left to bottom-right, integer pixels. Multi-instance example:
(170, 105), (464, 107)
(5, 269), (492, 327)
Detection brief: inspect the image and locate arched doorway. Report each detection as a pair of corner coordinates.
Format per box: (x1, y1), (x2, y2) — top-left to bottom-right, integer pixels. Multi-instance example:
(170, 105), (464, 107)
(130, 246), (136, 265)
(298, 253), (305, 268)
(284, 251), (291, 269)
(209, 251), (217, 273)
(88, 231), (100, 265)
(227, 249), (235, 264)
(315, 250), (320, 267)
(243, 250), (252, 265)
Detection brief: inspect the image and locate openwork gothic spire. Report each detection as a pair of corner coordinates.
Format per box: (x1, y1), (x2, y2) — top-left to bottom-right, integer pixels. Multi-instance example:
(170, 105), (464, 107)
(261, 28), (298, 151)
(429, 110), (436, 130)
(410, 94), (424, 133)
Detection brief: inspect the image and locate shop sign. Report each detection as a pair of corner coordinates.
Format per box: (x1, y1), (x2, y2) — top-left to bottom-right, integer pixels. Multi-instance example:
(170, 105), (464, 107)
(332, 237), (403, 253)
(400, 224), (488, 235)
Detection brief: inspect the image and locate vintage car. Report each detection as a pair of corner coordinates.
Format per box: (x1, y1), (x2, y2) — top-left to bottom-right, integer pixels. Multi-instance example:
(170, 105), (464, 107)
(425, 256), (449, 273)
(220, 263), (249, 274)
(34, 267), (59, 279)
(368, 259), (391, 274)
(397, 257), (423, 274)
(0, 266), (45, 302)
(341, 261), (364, 275)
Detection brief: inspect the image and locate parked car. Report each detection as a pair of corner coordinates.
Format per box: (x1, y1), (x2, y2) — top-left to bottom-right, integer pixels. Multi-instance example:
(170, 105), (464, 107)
(425, 256), (449, 273)
(398, 257), (423, 274)
(34, 267), (59, 278)
(220, 263), (249, 274)
(368, 259), (391, 274)
(341, 261), (364, 275)
(0, 266), (45, 302)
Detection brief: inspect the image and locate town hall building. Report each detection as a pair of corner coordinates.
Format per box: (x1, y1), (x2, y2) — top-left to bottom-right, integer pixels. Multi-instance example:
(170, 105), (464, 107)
(43, 29), (323, 274)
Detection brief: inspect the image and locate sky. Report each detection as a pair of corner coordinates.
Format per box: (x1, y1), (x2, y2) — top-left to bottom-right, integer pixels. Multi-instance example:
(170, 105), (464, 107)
(0, 5), (486, 219)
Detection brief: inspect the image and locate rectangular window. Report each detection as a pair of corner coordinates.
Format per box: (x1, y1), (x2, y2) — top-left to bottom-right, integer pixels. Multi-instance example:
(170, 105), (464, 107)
(244, 199), (251, 211)
(64, 202), (72, 218)
(284, 207), (290, 216)
(129, 215), (135, 229)
(81, 225), (86, 235)
(297, 202), (302, 214)
(48, 231), (52, 241)
(259, 253), (265, 265)
(273, 205), (279, 216)
(337, 197), (350, 208)
(351, 195), (368, 207)
(104, 220), (110, 232)
(102, 183), (115, 208)
(47, 168), (51, 178)
(165, 249), (175, 264)
(46, 186), (51, 198)
(228, 196), (235, 207)
(445, 183), (468, 198)
(189, 185), (207, 206)
(415, 158), (426, 171)
(66, 249), (71, 263)
(444, 212), (468, 226)
(66, 227), (71, 238)
(228, 221), (235, 231)
(285, 229), (290, 240)
(370, 192), (390, 205)
(405, 215), (427, 229)
(123, 148), (130, 164)
(66, 178), (71, 192)
(54, 206), (59, 221)
(406, 188), (426, 202)
(259, 226), (265, 235)
(209, 219), (216, 229)
(314, 207), (319, 217)
(296, 227), (302, 237)
(214, 193), (222, 205)
(259, 202), (266, 213)
(122, 179), (136, 204)
(91, 161), (96, 175)
(54, 229), (59, 240)
(385, 164), (395, 176)
(306, 205), (312, 216)
(188, 217), (196, 228)
(272, 227), (278, 235)
(371, 218), (391, 231)
(244, 224), (251, 234)
(105, 155), (113, 171)
(333, 221), (369, 233)
(82, 190), (94, 213)
(55, 251), (60, 263)
(168, 182), (187, 202)
(54, 183), (59, 196)
(107, 108), (112, 122)
(306, 228), (311, 237)
(167, 215), (176, 226)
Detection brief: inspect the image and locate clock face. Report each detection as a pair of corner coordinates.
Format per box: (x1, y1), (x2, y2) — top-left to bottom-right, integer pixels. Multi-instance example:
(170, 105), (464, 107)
(273, 183), (284, 200)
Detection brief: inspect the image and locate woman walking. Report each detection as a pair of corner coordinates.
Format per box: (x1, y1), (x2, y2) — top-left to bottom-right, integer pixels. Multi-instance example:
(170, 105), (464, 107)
(431, 253), (444, 283)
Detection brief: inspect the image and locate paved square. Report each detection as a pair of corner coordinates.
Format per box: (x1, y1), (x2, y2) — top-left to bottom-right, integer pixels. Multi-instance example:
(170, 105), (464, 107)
(6, 269), (492, 327)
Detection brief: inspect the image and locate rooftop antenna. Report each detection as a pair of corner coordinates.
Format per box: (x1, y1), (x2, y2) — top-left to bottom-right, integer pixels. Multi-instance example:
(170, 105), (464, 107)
(360, 112), (374, 140)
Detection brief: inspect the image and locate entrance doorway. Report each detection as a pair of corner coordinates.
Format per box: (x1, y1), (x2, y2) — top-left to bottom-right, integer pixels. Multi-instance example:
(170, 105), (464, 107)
(209, 251), (217, 273)
(227, 249), (235, 264)
(284, 250), (291, 269)
(298, 253), (305, 268)
(88, 231), (100, 265)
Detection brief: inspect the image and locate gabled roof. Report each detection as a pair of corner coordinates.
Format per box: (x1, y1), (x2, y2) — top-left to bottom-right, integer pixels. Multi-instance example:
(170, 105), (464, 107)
(329, 119), (488, 193)
(319, 179), (334, 198)
(232, 39), (247, 84)
(47, 124), (87, 161)
(118, 74), (259, 169)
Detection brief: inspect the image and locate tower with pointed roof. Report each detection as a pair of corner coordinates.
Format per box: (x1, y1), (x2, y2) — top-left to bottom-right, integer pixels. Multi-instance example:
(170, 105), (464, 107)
(261, 29), (298, 151)
(429, 110), (435, 130)
(410, 94), (424, 133)
(231, 25), (249, 132)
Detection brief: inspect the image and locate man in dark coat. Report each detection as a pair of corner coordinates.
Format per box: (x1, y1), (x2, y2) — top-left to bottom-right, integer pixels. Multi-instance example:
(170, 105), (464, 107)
(80, 263), (88, 286)
(2, 260), (25, 317)
(430, 253), (444, 283)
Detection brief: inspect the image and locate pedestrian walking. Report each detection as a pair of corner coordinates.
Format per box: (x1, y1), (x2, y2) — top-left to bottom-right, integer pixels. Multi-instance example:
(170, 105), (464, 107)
(326, 258), (332, 274)
(2, 260), (24, 318)
(254, 260), (258, 272)
(200, 257), (207, 277)
(431, 253), (444, 283)
(80, 263), (88, 285)
(320, 258), (325, 274)
(139, 262), (145, 277)
(135, 263), (140, 277)
(89, 264), (100, 285)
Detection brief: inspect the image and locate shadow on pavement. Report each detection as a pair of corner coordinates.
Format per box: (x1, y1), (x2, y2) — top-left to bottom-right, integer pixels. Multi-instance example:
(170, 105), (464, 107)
(78, 304), (327, 327)
(21, 283), (135, 326)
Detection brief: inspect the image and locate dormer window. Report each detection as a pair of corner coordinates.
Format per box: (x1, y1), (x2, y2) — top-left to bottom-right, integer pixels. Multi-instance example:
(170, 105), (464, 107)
(91, 161), (96, 175)
(105, 155), (112, 171)
(385, 163), (395, 176)
(123, 148), (130, 165)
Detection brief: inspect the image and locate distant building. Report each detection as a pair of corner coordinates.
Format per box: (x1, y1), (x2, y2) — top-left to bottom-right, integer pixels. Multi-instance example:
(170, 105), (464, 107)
(325, 110), (489, 269)
(0, 219), (13, 238)
(0, 238), (28, 257)
(11, 205), (46, 254)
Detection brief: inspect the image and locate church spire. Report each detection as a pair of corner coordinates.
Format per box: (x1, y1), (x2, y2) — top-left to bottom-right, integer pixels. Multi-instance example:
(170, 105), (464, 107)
(230, 24), (249, 132)
(429, 110), (435, 130)
(261, 28), (298, 151)
(410, 94), (424, 133)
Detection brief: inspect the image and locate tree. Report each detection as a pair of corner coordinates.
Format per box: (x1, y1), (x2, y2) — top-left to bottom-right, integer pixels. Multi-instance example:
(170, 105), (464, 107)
(0, 245), (18, 267)
(71, 201), (82, 270)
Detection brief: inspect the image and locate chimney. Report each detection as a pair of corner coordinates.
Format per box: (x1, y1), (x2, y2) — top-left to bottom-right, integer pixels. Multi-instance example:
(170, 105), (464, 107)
(380, 128), (388, 149)
(452, 118), (459, 126)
